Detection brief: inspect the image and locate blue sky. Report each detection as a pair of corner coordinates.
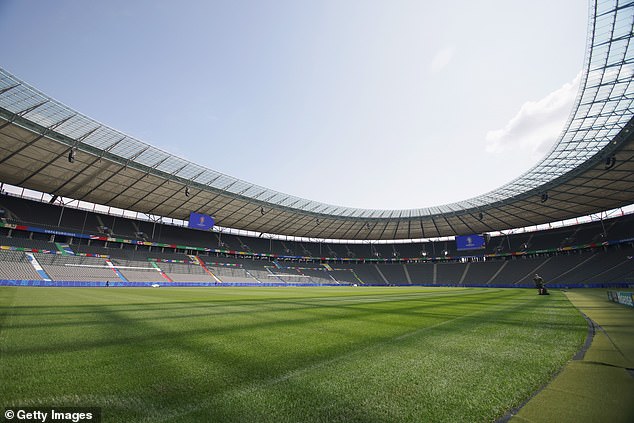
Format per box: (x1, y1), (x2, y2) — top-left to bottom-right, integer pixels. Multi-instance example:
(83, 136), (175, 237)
(0, 0), (588, 210)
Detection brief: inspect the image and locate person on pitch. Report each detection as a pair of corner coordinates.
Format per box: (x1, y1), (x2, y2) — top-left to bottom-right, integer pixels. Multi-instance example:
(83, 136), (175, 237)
(533, 273), (548, 295)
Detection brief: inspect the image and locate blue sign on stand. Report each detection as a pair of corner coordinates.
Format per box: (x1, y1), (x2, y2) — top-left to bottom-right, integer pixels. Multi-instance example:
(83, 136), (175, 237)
(188, 212), (215, 231)
(456, 234), (485, 251)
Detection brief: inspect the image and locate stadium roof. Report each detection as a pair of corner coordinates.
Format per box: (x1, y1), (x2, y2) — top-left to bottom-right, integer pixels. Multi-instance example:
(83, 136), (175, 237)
(0, 0), (633, 240)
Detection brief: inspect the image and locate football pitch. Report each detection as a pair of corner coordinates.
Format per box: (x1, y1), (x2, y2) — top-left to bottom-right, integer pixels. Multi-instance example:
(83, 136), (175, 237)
(0, 286), (587, 422)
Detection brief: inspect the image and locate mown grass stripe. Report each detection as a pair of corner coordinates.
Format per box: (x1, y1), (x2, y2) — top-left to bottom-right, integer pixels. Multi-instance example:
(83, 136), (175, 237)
(0, 286), (585, 423)
(150, 294), (539, 423)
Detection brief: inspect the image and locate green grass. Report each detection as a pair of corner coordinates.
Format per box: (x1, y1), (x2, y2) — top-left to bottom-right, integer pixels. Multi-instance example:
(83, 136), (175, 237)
(510, 289), (634, 423)
(0, 286), (586, 422)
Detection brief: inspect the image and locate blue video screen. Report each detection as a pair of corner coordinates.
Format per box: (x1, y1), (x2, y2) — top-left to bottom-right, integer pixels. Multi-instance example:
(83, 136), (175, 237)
(456, 234), (485, 251)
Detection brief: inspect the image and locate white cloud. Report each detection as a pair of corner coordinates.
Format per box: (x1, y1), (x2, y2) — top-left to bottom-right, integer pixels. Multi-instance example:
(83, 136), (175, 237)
(485, 72), (581, 159)
(430, 46), (455, 74)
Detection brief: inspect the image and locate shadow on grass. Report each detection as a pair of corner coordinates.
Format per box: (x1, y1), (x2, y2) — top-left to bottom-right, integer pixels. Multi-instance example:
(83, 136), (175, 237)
(2, 288), (586, 422)
(0, 287), (483, 313)
(0, 290), (539, 357)
(0, 291), (582, 360)
(1, 288), (522, 328)
(132, 295), (584, 422)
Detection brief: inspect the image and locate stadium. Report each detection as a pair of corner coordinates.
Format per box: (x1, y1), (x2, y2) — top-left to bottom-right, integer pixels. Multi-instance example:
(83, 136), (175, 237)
(1, 0), (633, 422)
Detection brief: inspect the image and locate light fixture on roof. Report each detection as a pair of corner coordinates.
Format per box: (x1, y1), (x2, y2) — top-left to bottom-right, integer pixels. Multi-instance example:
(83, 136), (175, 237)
(541, 192), (549, 203)
(67, 148), (76, 163)
(478, 212), (484, 221)
(605, 155), (616, 170)
(260, 207), (265, 215)
(185, 186), (190, 197)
